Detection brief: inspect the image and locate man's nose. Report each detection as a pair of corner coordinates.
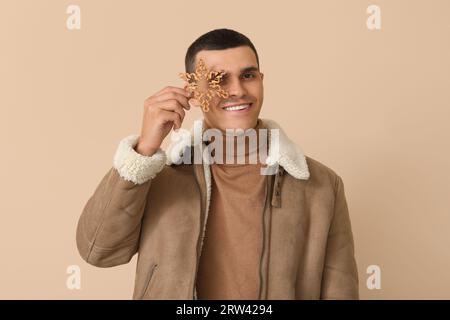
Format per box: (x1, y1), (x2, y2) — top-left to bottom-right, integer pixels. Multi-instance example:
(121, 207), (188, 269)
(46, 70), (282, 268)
(226, 78), (247, 97)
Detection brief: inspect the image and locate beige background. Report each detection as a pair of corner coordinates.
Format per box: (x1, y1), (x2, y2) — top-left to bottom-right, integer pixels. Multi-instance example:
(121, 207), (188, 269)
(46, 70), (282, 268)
(1, 0), (449, 299)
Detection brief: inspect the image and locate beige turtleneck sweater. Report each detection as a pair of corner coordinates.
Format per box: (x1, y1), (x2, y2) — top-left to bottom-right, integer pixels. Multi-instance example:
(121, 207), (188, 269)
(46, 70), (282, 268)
(196, 119), (269, 300)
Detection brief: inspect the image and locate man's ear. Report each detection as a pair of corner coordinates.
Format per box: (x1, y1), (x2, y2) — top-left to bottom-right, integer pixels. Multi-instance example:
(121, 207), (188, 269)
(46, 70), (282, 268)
(260, 72), (264, 80)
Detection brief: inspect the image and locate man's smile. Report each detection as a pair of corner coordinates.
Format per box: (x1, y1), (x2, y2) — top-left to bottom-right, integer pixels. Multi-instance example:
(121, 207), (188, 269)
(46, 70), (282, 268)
(221, 102), (253, 112)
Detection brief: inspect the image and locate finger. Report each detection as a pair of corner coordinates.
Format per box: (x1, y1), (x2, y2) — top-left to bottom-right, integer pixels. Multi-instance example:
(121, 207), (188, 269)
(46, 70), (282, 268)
(154, 100), (186, 122)
(155, 86), (191, 98)
(188, 98), (201, 109)
(160, 110), (182, 130)
(152, 92), (190, 110)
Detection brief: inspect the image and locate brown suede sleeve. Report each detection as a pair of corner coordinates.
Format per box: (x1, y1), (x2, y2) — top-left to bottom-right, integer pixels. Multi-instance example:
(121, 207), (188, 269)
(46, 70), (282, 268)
(76, 167), (152, 268)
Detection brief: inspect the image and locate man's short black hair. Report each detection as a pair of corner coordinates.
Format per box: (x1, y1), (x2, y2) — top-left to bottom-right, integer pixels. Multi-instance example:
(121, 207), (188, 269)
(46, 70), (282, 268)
(185, 28), (260, 73)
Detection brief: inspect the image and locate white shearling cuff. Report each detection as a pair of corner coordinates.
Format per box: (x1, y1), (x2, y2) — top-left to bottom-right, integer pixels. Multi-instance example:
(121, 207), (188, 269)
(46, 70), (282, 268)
(113, 134), (167, 185)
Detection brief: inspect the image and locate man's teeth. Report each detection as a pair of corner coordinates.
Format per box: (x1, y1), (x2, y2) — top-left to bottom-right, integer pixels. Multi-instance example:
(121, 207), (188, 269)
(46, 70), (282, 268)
(223, 104), (250, 111)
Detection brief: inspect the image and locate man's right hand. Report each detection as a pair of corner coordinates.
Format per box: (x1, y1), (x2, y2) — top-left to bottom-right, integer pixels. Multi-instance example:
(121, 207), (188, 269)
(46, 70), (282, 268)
(134, 86), (191, 156)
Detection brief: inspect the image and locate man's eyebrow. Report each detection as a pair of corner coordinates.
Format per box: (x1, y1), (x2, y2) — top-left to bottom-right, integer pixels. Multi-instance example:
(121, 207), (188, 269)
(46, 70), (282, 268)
(219, 66), (259, 77)
(240, 66), (259, 73)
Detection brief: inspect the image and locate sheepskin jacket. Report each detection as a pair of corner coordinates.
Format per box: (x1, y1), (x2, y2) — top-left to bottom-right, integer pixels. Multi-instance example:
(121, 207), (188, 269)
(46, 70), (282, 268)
(76, 118), (359, 300)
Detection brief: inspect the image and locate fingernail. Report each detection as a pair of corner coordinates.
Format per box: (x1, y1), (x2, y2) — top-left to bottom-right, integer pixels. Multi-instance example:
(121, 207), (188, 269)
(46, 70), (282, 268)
(189, 98), (200, 108)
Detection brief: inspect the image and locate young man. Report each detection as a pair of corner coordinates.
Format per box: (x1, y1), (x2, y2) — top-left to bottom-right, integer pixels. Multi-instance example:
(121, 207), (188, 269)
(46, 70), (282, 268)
(76, 29), (359, 300)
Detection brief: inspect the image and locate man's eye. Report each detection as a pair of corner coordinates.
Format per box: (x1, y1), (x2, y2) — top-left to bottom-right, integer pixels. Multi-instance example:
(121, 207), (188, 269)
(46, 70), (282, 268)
(242, 73), (255, 79)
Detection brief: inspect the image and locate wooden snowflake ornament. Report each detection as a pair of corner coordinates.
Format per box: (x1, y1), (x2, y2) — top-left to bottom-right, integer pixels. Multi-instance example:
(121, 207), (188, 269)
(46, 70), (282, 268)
(179, 59), (229, 112)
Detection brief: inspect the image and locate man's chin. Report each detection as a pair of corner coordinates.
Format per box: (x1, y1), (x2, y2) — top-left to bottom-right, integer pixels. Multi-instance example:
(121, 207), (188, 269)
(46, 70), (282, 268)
(212, 119), (259, 132)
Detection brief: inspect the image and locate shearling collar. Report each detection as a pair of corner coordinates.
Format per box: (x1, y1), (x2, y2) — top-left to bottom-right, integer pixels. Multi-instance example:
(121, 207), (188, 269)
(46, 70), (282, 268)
(165, 118), (310, 180)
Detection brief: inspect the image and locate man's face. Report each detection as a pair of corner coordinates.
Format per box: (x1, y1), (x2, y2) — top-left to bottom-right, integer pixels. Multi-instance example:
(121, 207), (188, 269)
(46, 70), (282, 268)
(189, 46), (264, 132)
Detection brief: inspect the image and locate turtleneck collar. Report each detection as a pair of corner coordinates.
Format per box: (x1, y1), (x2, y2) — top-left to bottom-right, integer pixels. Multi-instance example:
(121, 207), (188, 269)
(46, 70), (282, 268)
(201, 119), (268, 165)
